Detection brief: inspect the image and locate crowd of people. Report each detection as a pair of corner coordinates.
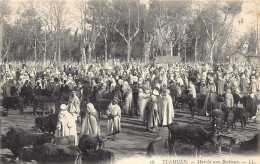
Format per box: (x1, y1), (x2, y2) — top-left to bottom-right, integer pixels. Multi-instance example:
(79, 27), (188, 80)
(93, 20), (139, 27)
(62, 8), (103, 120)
(1, 60), (260, 145)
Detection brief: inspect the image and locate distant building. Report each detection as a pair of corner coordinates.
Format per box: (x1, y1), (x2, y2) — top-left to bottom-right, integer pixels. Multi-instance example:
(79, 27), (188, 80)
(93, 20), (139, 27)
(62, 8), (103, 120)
(230, 52), (259, 65)
(246, 52), (260, 65)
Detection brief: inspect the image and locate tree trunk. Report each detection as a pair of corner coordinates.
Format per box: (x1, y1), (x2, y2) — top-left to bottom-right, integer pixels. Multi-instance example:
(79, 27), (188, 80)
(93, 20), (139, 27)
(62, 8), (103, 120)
(58, 39), (61, 66)
(144, 46), (147, 64)
(69, 49), (72, 60)
(127, 2), (131, 62)
(34, 37), (37, 67)
(0, 21), (3, 64)
(209, 43), (215, 64)
(54, 50), (57, 64)
(161, 43), (164, 56)
(184, 44), (187, 63)
(104, 37), (108, 62)
(43, 50), (46, 69)
(144, 43), (150, 64)
(127, 41), (131, 62)
(43, 31), (47, 69)
(170, 41), (173, 57)
(194, 36), (198, 62)
(88, 45), (92, 64)
(216, 46), (220, 62)
(81, 46), (86, 66)
(177, 44), (180, 57)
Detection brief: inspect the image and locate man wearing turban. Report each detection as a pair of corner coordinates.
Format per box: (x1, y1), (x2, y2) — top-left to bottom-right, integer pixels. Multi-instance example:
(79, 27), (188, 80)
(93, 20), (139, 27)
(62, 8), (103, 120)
(105, 98), (121, 141)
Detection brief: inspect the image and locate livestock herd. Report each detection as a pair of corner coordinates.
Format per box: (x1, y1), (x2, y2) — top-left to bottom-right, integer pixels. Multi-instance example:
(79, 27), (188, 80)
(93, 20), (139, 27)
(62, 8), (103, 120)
(148, 122), (259, 157)
(1, 126), (114, 164)
(1, 110), (259, 164)
(1, 85), (260, 164)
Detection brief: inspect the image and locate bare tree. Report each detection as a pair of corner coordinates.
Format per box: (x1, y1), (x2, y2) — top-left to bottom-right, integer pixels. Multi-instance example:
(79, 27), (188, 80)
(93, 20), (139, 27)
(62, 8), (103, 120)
(114, 0), (140, 62)
(98, 0), (115, 62)
(0, 0), (11, 64)
(200, 1), (242, 63)
(74, 0), (101, 65)
(2, 37), (10, 62)
(37, 0), (67, 66)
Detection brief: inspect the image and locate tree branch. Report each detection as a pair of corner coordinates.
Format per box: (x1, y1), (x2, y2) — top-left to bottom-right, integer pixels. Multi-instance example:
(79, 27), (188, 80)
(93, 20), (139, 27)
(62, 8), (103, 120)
(37, 39), (44, 50)
(3, 38), (11, 60)
(213, 15), (229, 43)
(211, 15), (214, 41)
(236, 50), (247, 56)
(218, 15), (234, 48)
(201, 17), (213, 44)
(129, 6), (140, 42)
(114, 15), (128, 43)
(170, 32), (181, 48)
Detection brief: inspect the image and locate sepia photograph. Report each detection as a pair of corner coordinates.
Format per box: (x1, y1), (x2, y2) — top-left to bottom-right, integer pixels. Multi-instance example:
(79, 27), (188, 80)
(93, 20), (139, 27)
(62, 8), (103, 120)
(0, 0), (259, 163)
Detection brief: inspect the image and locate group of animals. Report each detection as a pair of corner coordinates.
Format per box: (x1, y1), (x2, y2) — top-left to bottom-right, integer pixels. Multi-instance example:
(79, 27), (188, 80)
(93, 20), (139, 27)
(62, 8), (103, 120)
(147, 122), (259, 157)
(3, 89), (94, 127)
(2, 88), (70, 116)
(1, 110), (259, 163)
(0, 114), (114, 164)
(211, 92), (259, 133)
(175, 89), (257, 133)
(212, 107), (248, 133)
(172, 84), (257, 119)
(146, 92), (259, 157)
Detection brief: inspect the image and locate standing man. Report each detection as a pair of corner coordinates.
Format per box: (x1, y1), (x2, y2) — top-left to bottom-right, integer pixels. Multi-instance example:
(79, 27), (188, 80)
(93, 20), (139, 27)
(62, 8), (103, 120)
(82, 80), (92, 103)
(1, 78), (12, 115)
(105, 98), (121, 141)
(75, 82), (83, 101)
(67, 91), (80, 122)
(160, 88), (175, 126)
(132, 76), (139, 116)
(122, 81), (133, 115)
(80, 103), (100, 137)
(225, 89), (234, 108)
(138, 89), (151, 124)
(217, 76), (225, 96)
(56, 104), (78, 146)
(147, 90), (160, 133)
(206, 77), (217, 120)
(21, 80), (33, 106)
(188, 81), (197, 119)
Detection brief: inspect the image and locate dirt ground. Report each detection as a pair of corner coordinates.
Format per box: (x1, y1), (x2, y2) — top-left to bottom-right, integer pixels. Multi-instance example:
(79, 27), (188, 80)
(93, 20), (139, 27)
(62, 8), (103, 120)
(0, 106), (259, 163)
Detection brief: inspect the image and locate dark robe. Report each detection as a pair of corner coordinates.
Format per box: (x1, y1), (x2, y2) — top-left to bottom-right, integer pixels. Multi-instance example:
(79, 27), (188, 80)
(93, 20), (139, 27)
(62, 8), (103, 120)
(131, 82), (139, 114)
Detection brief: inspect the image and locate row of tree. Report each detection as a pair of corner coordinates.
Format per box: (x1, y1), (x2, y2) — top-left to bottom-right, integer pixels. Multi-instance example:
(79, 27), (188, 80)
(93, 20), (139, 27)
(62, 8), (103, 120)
(0, 0), (258, 67)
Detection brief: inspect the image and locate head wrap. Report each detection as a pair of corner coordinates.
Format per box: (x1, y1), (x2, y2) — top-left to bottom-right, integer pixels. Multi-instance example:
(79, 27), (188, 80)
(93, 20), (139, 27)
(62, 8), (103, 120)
(152, 89), (159, 96)
(133, 76), (138, 83)
(87, 103), (95, 111)
(60, 104), (67, 111)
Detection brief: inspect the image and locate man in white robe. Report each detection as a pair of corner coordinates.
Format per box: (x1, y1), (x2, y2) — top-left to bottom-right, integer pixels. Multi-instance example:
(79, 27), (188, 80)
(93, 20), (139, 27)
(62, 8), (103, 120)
(225, 89), (234, 108)
(147, 90), (160, 132)
(56, 104), (78, 146)
(122, 81), (133, 115)
(80, 103), (100, 137)
(67, 91), (80, 121)
(138, 89), (151, 124)
(160, 89), (174, 126)
(105, 98), (121, 141)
